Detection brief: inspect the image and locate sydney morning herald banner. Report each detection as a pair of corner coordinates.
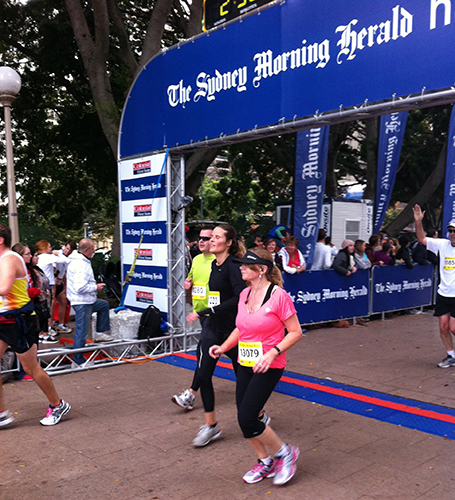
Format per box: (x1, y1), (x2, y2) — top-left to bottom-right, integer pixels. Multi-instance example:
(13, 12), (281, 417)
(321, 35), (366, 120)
(374, 112), (408, 233)
(371, 264), (433, 313)
(118, 153), (169, 313)
(284, 269), (370, 323)
(293, 127), (330, 268)
(443, 105), (455, 232)
(120, 0), (455, 158)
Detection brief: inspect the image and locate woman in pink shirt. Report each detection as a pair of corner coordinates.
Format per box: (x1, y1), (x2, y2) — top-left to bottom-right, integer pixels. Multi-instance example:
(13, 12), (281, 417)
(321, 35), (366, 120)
(210, 248), (302, 486)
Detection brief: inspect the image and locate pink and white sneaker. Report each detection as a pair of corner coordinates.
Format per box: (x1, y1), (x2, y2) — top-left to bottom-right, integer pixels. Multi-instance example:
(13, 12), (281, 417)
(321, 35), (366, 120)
(243, 460), (275, 484)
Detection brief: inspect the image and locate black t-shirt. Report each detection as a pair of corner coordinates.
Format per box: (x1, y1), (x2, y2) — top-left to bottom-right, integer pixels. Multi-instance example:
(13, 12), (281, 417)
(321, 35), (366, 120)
(198, 254), (245, 338)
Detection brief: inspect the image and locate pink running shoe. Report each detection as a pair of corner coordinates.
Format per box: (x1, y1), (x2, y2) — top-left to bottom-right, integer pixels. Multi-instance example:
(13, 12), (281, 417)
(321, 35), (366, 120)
(243, 460), (276, 484)
(273, 445), (300, 485)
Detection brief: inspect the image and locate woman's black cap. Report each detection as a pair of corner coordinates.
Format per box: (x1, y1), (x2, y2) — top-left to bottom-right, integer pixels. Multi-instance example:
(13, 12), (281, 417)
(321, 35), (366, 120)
(232, 250), (273, 270)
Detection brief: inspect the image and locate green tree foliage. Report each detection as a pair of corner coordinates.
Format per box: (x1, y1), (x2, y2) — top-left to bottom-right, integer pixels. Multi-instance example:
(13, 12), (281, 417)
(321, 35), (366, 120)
(0, 0), (202, 245)
(186, 135), (295, 238)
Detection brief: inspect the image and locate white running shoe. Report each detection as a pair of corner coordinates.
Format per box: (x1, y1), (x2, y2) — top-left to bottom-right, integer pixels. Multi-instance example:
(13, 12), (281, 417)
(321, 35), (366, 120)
(243, 460), (275, 484)
(94, 333), (114, 342)
(0, 410), (14, 428)
(172, 389), (195, 411)
(193, 423), (221, 447)
(40, 335), (59, 344)
(40, 400), (71, 426)
(273, 445), (300, 485)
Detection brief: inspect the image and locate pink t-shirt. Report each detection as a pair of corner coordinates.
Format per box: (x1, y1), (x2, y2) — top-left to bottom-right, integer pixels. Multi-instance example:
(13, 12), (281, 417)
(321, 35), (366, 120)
(236, 286), (297, 369)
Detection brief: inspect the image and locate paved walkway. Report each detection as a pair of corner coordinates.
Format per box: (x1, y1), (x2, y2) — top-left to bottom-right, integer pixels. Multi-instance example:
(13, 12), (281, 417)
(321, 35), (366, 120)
(1, 311), (455, 499)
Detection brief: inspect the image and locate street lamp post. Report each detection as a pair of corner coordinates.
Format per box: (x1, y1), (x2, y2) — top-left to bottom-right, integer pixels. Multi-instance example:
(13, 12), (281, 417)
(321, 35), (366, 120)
(0, 67), (21, 245)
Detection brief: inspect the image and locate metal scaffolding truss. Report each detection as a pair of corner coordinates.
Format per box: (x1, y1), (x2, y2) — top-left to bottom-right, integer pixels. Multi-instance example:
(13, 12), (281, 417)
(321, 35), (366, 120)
(167, 153), (192, 348)
(148, 88), (455, 155)
(35, 330), (201, 376)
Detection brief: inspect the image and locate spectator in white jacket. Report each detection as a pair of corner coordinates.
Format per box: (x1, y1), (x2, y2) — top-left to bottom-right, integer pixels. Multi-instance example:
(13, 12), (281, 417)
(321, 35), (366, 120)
(278, 236), (306, 274)
(66, 239), (112, 367)
(312, 229), (332, 270)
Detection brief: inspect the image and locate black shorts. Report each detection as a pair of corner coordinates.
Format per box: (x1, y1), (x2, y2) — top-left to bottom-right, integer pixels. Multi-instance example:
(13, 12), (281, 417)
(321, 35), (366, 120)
(434, 294), (455, 318)
(0, 313), (39, 354)
(56, 283), (64, 296)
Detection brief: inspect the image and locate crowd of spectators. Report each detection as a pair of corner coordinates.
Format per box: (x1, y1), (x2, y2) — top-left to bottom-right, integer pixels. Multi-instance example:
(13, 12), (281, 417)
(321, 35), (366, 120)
(187, 225), (437, 278)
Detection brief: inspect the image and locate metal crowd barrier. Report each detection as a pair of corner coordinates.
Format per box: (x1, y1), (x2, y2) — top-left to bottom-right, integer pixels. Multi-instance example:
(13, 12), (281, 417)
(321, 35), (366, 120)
(0, 265), (439, 377)
(284, 264), (436, 325)
(1, 328), (201, 377)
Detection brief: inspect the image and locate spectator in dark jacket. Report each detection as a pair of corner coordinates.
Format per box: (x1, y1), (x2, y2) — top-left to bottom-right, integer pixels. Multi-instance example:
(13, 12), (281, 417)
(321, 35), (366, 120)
(410, 239), (429, 265)
(396, 235), (414, 269)
(332, 240), (357, 276)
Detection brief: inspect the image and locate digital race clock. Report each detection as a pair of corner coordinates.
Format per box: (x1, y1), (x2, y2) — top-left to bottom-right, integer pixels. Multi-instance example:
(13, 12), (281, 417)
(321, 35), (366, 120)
(203, 0), (274, 31)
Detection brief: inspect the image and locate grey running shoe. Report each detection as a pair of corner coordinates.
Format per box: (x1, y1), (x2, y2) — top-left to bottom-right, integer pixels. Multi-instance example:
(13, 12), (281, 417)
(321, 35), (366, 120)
(258, 410), (271, 426)
(193, 423), (221, 447)
(55, 324), (73, 334)
(438, 355), (455, 368)
(273, 445), (300, 486)
(172, 389), (195, 411)
(243, 460), (275, 484)
(0, 410), (14, 428)
(40, 400), (71, 426)
(48, 327), (59, 337)
(94, 333), (114, 342)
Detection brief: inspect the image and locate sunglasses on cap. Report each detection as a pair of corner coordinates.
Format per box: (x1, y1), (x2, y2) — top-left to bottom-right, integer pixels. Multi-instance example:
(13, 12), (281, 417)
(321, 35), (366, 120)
(199, 236), (211, 241)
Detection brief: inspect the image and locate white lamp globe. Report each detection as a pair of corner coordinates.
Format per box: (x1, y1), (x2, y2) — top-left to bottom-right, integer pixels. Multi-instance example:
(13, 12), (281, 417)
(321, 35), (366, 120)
(0, 67), (22, 97)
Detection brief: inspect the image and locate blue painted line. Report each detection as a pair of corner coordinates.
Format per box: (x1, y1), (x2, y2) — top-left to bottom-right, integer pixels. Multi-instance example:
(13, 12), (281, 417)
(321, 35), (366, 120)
(157, 353), (455, 440)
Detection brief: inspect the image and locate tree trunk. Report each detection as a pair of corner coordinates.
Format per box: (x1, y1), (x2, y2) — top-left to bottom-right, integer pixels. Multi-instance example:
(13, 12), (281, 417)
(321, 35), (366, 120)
(384, 139), (447, 236)
(325, 122), (351, 197)
(65, 0), (119, 156)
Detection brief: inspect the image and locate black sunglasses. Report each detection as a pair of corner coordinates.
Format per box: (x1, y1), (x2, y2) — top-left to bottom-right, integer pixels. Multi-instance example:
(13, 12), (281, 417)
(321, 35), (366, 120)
(199, 236), (211, 241)
(449, 229), (455, 234)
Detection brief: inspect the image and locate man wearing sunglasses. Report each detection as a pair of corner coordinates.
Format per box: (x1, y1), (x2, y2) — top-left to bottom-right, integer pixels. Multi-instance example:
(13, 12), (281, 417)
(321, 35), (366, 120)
(414, 205), (455, 368)
(172, 227), (215, 410)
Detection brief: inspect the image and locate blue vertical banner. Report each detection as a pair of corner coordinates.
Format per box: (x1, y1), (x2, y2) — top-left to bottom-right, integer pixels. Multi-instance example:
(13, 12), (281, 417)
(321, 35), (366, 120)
(293, 127), (330, 269)
(442, 105), (455, 232)
(374, 112), (408, 233)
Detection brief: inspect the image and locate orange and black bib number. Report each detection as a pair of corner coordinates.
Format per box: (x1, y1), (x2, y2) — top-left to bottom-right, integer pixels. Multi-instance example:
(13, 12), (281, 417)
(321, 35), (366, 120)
(238, 341), (263, 367)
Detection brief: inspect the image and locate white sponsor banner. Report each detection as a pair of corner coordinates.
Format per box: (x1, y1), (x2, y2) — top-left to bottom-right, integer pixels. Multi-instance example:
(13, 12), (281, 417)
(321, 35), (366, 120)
(124, 285), (168, 313)
(122, 243), (167, 267)
(121, 198), (167, 223)
(119, 153), (168, 181)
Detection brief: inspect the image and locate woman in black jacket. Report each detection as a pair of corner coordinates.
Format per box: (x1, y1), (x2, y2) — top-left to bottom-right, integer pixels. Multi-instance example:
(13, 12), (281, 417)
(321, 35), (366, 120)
(187, 224), (246, 447)
(331, 240), (357, 276)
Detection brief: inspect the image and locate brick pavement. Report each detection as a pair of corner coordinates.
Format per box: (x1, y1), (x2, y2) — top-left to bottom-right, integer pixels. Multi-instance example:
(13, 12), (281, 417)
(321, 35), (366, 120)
(1, 310), (455, 499)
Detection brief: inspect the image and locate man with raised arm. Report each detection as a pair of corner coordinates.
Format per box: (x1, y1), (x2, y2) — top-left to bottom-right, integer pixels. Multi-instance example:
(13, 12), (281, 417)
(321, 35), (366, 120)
(0, 224), (70, 427)
(413, 204), (455, 368)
